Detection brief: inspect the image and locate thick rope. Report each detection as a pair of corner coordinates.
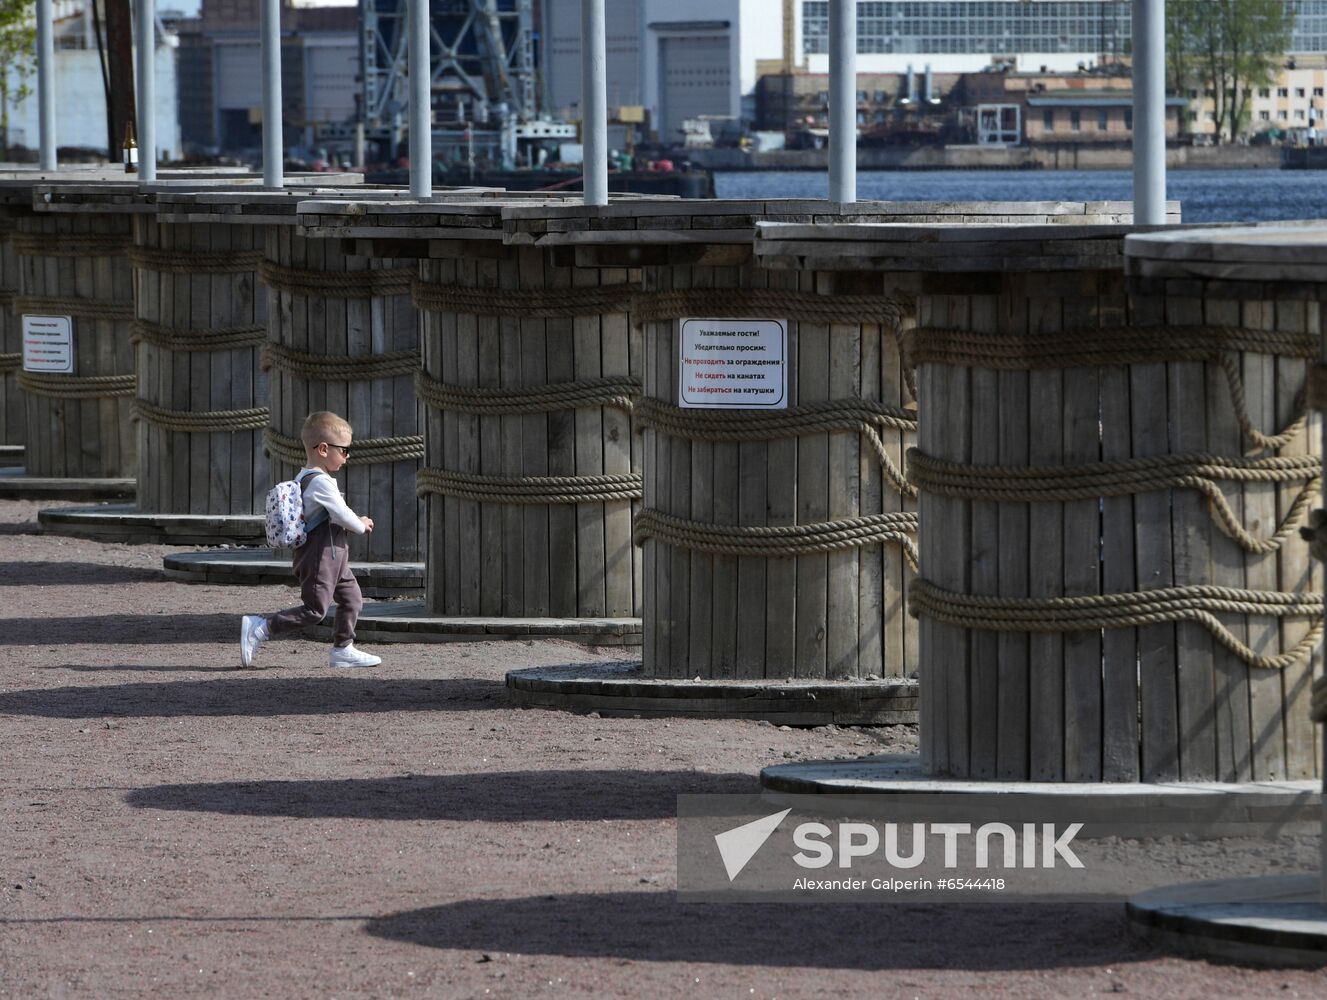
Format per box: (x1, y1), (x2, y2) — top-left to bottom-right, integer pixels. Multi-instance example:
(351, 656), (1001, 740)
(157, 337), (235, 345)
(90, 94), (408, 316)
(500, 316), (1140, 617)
(18, 371), (135, 399)
(908, 449), (1321, 555)
(634, 508), (920, 569)
(14, 295), (134, 321)
(131, 399), (270, 433)
(0, 352), (20, 374)
(638, 397), (918, 500)
(417, 467), (642, 504)
(0, 289), (15, 307)
(633, 288), (911, 329)
(129, 246), (265, 274)
(909, 578), (1322, 672)
(259, 260), (413, 299)
(904, 324), (1313, 452)
(264, 427), (424, 467)
(262, 343), (420, 382)
(130, 319), (268, 353)
(411, 280), (636, 318)
(12, 233), (132, 258)
(415, 370), (641, 415)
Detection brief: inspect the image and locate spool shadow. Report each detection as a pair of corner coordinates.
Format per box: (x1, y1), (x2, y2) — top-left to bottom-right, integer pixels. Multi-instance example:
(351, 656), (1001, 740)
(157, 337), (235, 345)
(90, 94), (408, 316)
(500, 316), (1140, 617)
(124, 770), (758, 822)
(0, 613), (243, 646)
(0, 562), (164, 586)
(0, 676), (508, 719)
(363, 893), (1146, 971)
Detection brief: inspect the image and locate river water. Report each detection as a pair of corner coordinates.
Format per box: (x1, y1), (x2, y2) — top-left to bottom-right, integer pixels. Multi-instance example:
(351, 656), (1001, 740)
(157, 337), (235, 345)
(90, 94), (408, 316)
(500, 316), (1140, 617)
(714, 168), (1327, 224)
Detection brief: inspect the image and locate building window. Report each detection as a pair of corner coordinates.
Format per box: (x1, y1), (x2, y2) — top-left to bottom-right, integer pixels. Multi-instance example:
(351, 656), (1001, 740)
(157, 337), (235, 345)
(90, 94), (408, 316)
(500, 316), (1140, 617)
(1259, 87), (1271, 98)
(1205, 111), (1217, 122)
(873, 90), (888, 103)
(1260, 110), (1271, 120)
(1279, 110), (1289, 119)
(1204, 88), (1215, 98)
(1188, 88), (1198, 99)
(1043, 109), (1054, 130)
(1296, 109), (1307, 120)
(1188, 110), (1198, 122)
(1279, 87), (1290, 97)
(1316, 87), (1325, 97)
(1297, 87), (1307, 97)
(1070, 110), (1081, 131)
(1097, 109), (1108, 130)
(1124, 108), (1133, 130)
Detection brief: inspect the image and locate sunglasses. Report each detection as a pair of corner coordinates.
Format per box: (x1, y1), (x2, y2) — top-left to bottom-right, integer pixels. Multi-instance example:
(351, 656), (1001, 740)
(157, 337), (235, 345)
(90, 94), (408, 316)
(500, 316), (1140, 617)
(323, 442), (351, 458)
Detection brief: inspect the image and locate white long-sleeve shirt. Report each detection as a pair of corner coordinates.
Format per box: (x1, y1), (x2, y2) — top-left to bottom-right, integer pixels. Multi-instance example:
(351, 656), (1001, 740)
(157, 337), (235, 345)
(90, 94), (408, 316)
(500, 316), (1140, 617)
(297, 469), (367, 534)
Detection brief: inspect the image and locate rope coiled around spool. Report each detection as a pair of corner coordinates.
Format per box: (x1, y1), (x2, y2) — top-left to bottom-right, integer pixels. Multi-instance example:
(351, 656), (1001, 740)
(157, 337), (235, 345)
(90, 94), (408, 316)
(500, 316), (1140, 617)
(262, 343), (420, 382)
(415, 370), (641, 415)
(638, 397), (918, 500)
(908, 449), (1321, 555)
(129, 246), (265, 274)
(633, 508), (920, 570)
(12, 232), (132, 258)
(129, 319), (268, 353)
(14, 295), (134, 321)
(0, 352), (20, 374)
(263, 427), (423, 467)
(417, 468), (642, 504)
(904, 324), (1315, 452)
(259, 260), (413, 299)
(18, 371), (135, 399)
(411, 280), (636, 318)
(632, 287), (912, 329)
(908, 578), (1323, 672)
(131, 399), (270, 433)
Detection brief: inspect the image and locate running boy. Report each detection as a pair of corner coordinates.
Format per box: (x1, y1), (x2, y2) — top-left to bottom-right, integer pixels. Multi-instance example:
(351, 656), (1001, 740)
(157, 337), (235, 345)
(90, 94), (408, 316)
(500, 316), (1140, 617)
(239, 411), (382, 669)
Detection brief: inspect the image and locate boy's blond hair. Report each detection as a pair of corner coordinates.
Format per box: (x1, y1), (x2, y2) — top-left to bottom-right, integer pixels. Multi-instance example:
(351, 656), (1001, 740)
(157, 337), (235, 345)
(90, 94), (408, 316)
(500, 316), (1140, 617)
(301, 411), (353, 451)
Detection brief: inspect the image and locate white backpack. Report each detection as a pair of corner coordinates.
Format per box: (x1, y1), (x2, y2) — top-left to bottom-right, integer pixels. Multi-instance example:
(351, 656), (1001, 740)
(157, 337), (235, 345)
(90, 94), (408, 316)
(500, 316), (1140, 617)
(264, 470), (325, 549)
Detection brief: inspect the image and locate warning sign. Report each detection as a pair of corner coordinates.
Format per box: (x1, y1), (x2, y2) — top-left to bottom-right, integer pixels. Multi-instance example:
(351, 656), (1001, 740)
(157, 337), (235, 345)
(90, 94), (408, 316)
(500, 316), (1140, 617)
(22, 315), (74, 373)
(678, 317), (787, 409)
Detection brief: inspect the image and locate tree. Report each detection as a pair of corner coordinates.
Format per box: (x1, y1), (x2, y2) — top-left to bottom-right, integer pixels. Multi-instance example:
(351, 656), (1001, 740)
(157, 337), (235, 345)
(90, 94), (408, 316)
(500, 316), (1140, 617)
(1167, 0), (1294, 144)
(0, 0), (35, 157)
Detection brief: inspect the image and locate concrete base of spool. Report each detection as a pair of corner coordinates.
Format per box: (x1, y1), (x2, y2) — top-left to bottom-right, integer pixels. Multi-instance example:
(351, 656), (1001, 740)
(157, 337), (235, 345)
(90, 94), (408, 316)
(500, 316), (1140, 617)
(0, 445), (22, 468)
(37, 505), (265, 545)
(506, 663), (917, 724)
(162, 549), (424, 598)
(0, 468), (135, 501)
(760, 755), (1321, 839)
(308, 601), (642, 646)
(1127, 875), (1327, 967)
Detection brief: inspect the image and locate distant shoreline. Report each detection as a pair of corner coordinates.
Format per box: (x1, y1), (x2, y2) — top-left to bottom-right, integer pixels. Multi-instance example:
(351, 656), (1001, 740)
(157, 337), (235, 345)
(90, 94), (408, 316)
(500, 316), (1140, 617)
(688, 145), (1286, 172)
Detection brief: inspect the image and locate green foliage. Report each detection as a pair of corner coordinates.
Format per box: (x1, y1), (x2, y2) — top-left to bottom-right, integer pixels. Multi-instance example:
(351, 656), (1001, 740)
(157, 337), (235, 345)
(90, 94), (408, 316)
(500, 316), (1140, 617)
(0, 0), (36, 152)
(1166, 0), (1294, 143)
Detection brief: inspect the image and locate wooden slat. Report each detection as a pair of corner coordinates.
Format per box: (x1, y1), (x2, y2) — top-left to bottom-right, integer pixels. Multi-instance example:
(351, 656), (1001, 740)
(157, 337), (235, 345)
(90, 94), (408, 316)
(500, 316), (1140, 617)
(667, 264), (693, 674)
(763, 263), (799, 682)
(826, 271), (862, 680)
(1131, 293), (1180, 783)
(685, 264), (715, 676)
(601, 264), (635, 617)
(966, 293), (1000, 778)
(545, 253), (578, 618)
(573, 262), (608, 618)
(856, 275), (885, 683)
(794, 267), (830, 680)
(708, 262), (741, 678)
(497, 251), (525, 617)
(1243, 299), (1286, 782)
(477, 256), (504, 615)
(519, 246), (550, 616)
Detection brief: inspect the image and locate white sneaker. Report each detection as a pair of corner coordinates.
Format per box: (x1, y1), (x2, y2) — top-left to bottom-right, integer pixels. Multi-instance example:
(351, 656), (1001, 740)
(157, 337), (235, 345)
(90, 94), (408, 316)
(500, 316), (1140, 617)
(240, 615), (268, 668)
(328, 643), (382, 668)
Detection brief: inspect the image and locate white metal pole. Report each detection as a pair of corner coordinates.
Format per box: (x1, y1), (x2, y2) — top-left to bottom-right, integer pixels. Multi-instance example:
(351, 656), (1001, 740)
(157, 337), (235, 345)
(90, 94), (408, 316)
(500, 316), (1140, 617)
(136, 0), (156, 181)
(260, 0), (283, 188)
(1132, 0), (1165, 224)
(407, 0), (432, 197)
(829, 0), (857, 203)
(580, 0), (608, 206)
(36, 0), (56, 170)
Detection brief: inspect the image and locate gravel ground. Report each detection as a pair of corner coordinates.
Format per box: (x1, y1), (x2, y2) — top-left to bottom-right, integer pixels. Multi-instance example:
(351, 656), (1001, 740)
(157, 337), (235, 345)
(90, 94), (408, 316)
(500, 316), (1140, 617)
(0, 498), (1324, 998)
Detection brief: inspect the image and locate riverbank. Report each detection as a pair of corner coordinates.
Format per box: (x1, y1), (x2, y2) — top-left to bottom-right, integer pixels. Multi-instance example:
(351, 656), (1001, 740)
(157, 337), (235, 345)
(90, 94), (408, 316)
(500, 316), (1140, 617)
(687, 144), (1281, 171)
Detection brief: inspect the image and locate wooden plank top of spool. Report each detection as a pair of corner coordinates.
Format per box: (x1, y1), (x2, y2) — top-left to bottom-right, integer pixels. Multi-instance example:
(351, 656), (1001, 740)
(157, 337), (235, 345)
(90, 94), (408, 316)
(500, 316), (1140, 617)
(1126, 223), (1327, 280)
(502, 199), (1181, 245)
(153, 185), (408, 224)
(755, 221), (1177, 272)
